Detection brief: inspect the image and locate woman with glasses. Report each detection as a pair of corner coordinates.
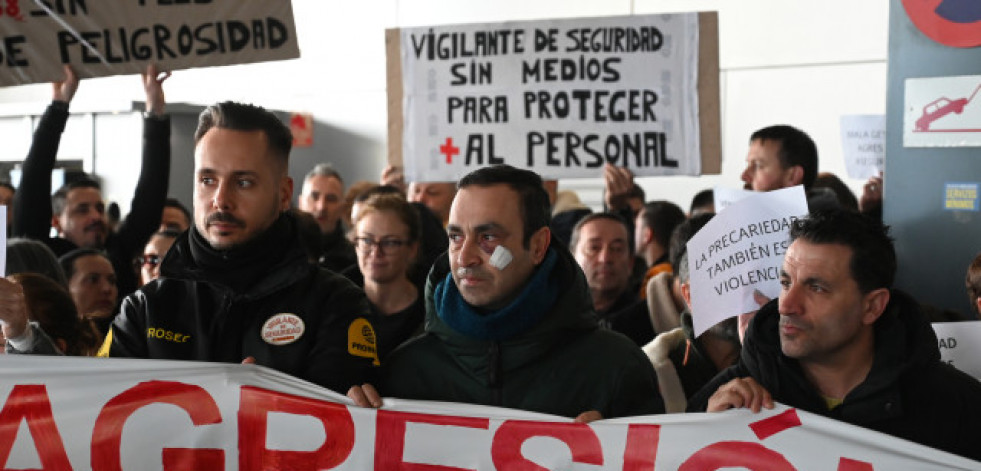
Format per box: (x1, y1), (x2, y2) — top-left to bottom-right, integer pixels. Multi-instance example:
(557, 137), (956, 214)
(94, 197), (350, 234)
(138, 230), (180, 286)
(353, 193), (424, 360)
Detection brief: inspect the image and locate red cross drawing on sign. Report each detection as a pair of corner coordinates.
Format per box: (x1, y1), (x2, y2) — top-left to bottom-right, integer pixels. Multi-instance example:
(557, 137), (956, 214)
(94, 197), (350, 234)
(440, 137), (460, 164)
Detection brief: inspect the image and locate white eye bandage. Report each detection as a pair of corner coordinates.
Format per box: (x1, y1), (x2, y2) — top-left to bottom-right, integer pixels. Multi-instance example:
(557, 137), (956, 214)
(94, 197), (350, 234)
(489, 245), (513, 270)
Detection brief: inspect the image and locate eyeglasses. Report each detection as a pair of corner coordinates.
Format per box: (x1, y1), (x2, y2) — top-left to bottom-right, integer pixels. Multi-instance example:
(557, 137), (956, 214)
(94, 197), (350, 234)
(354, 237), (408, 253)
(138, 254), (161, 268)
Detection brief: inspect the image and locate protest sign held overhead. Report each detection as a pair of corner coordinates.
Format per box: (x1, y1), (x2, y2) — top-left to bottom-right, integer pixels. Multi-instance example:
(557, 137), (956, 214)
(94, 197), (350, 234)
(687, 185), (809, 336)
(387, 12), (721, 182)
(0, 0), (300, 87)
(0, 355), (977, 470)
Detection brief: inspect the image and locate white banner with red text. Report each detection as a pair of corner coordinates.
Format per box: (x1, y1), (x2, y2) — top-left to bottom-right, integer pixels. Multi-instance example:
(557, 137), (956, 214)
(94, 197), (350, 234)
(0, 356), (976, 470)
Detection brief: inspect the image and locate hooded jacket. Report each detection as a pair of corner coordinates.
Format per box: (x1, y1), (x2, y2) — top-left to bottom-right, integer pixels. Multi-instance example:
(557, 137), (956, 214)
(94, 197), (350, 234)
(380, 245), (664, 419)
(689, 291), (981, 461)
(100, 214), (376, 394)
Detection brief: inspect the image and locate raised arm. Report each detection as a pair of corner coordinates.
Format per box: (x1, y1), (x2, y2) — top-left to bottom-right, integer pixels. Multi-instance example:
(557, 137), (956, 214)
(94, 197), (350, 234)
(12, 66), (79, 239)
(114, 65), (172, 255)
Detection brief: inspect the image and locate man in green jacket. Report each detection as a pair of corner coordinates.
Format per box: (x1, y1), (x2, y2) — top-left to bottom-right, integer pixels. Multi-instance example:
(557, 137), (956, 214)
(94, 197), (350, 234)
(350, 165), (664, 421)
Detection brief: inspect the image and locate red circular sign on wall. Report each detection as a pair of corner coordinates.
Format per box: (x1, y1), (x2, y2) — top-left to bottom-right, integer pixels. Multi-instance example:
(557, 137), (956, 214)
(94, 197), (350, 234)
(902, 0), (981, 47)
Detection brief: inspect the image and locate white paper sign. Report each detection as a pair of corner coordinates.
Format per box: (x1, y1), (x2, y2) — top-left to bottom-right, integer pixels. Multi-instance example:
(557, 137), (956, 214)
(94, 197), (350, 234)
(840, 114), (886, 179)
(399, 13), (703, 182)
(933, 321), (981, 381)
(713, 186), (753, 214)
(687, 186), (809, 336)
(904, 75), (981, 147)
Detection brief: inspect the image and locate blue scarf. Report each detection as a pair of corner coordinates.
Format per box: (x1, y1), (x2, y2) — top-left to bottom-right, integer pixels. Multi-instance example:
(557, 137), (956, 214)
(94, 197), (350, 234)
(435, 250), (559, 341)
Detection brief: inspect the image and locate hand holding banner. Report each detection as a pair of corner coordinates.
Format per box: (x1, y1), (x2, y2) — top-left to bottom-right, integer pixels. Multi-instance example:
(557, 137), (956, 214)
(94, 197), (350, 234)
(0, 355), (977, 469)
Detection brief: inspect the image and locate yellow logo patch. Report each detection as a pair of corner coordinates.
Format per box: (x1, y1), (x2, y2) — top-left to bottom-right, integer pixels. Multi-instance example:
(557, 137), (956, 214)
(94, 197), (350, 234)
(348, 318), (379, 366)
(146, 327), (191, 343)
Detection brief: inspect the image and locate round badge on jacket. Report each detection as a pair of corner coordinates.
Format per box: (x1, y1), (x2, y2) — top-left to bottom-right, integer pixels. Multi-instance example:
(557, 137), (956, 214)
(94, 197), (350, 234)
(261, 313), (305, 346)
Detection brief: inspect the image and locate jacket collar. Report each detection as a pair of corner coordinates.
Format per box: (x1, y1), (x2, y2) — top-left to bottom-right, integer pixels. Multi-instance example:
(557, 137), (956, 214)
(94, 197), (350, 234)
(161, 212), (313, 298)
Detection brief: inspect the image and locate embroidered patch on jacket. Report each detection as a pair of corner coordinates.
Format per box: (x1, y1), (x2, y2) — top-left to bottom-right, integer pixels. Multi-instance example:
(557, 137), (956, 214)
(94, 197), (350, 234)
(347, 318), (379, 366)
(261, 313), (305, 346)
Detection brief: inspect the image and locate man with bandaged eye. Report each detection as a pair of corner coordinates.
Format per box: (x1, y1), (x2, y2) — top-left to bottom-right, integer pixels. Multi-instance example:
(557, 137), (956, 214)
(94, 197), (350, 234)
(348, 165), (664, 422)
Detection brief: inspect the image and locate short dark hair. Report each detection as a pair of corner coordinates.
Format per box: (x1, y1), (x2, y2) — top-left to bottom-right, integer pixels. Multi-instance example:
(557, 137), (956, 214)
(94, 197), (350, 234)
(788, 210), (895, 293)
(457, 165), (550, 248)
(966, 253), (981, 315)
(569, 212), (631, 256)
(638, 201), (686, 251)
(0, 181), (15, 193)
(670, 212), (715, 277)
(195, 101), (292, 169)
(626, 183), (645, 202)
(164, 198), (191, 226)
(689, 188), (714, 215)
(58, 248), (110, 281)
(52, 178), (101, 216)
(750, 125), (818, 189)
(813, 172), (858, 212)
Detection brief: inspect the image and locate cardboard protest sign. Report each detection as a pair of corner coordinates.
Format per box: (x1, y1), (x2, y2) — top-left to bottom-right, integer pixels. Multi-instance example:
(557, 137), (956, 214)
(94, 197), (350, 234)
(0, 355), (977, 469)
(687, 186), (809, 336)
(840, 114), (886, 179)
(0, 0), (299, 87)
(387, 12), (721, 182)
(933, 321), (981, 380)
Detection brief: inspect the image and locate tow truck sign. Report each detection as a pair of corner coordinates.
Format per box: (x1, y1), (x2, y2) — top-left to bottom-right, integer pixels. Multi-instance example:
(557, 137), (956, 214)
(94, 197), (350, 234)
(904, 75), (981, 147)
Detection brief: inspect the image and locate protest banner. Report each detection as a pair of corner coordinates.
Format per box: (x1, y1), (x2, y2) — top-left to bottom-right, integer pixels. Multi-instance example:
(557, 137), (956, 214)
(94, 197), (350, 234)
(687, 185), (808, 336)
(0, 0), (300, 87)
(933, 321), (981, 381)
(0, 355), (976, 470)
(839, 114), (886, 180)
(387, 12), (721, 182)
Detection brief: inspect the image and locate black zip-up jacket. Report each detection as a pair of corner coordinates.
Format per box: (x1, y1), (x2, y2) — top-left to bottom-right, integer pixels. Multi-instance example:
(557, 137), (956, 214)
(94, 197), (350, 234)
(13, 101), (170, 300)
(99, 217), (377, 394)
(379, 245), (664, 419)
(689, 291), (981, 462)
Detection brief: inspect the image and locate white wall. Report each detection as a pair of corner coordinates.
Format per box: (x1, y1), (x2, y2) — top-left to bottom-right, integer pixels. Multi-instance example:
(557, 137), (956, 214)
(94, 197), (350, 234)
(0, 0), (889, 212)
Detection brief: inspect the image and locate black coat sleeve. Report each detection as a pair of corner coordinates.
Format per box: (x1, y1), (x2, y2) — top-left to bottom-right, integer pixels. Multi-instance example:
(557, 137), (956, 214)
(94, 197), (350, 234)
(114, 115), (171, 259)
(12, 102), (69, 240)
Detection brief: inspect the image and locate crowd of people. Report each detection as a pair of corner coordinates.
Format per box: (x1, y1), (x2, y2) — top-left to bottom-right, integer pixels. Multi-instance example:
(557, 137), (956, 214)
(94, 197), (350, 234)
(4, 65), (981, 462)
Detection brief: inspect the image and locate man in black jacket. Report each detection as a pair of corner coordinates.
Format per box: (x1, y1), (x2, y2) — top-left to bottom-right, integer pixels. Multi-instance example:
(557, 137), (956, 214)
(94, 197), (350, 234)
(100, 102), (377, 395)
(571, 212), (655, 346)
(690, 210), (981, 461)
(352, 165), (663, 421)
(13, 65), (171, 301)
(297, 163), (356, 273)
